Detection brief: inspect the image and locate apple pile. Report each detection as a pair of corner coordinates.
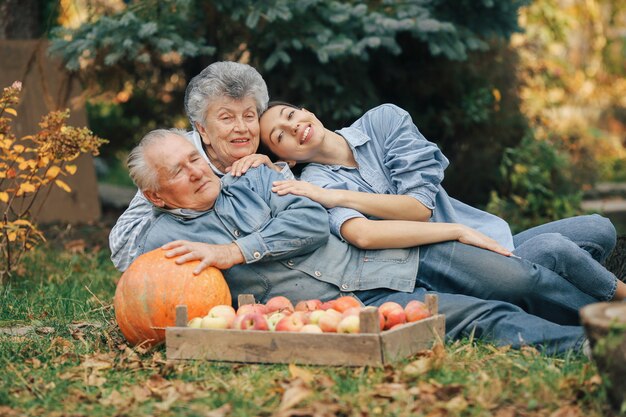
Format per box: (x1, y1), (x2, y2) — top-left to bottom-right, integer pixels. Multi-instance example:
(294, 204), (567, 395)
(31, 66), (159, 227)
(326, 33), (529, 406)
(187, 295), (431, 334)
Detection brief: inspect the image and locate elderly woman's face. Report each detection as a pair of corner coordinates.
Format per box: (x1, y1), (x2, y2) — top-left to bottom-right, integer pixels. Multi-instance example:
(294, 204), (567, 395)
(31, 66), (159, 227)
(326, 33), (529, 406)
(196, 96), (260, 171)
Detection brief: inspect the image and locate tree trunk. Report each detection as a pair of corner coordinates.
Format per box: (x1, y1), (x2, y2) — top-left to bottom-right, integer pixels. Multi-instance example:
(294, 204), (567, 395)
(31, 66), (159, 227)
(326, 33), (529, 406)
(0, 0), (41, 39)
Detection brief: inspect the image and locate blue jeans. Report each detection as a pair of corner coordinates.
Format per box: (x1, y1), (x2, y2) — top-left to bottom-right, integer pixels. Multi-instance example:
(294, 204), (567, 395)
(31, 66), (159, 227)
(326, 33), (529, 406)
(414, 241), (597, 326)
(355, 288), (586, 355)
(513, 214), (618, 301)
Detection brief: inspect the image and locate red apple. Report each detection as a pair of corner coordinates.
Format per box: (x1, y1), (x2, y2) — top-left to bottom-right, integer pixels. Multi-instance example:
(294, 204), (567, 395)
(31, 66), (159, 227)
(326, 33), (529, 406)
(265, 296), (294, 315)
(275, 312), (306, 332)
(237, 303), (268, 316)
(295, 299), (323, 312)
(378, 301), (407, 330)
(342, 306), (362, 318)
(405, 300), (431, 322)
(333, 296), (362, 313)
(337, 315), (360, 333)
(207, 305), (237, 328)
(378, 301), (404, 315)
(320, 300), (337, 311)
(318, 309), (343, 333)
(236, 313), (269, 330)
(300, 324), (323, 333)
(389, 322), (407, 330)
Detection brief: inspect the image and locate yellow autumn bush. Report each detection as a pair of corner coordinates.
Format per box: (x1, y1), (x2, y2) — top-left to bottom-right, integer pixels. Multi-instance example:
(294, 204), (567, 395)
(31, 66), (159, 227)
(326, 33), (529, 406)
(0, 81), (107, 280)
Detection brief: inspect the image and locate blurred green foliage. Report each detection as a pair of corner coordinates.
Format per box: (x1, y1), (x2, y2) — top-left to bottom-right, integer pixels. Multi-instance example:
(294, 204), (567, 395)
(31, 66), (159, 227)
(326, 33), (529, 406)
(49, 0), (532, 208)
(486, 133), (582, 233)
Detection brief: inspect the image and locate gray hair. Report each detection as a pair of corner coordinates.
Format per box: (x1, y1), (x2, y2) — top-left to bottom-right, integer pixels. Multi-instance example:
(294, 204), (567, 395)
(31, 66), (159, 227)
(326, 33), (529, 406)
(127, 128), (190, 192)
(184, 61), (269, 130)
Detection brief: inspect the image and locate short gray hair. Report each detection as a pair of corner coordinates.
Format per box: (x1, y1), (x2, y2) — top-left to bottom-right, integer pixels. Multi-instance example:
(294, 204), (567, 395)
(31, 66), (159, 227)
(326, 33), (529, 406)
(127, 128), (190, 192)
(184, 61), (269, 130)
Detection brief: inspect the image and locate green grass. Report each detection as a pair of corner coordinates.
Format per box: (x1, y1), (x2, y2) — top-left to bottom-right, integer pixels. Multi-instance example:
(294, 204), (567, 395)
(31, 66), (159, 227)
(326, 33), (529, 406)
(0, 244), (616, 416)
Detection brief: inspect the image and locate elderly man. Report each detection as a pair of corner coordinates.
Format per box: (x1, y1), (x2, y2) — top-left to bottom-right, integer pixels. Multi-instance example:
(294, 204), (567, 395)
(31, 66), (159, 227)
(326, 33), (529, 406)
(109, 61), (289, 270)
(124, 128), (587, 355)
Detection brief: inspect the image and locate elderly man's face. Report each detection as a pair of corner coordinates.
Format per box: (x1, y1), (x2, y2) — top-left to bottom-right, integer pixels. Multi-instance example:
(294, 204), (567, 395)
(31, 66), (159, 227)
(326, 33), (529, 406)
(196, 96), (260, 172)
(144, 134), (221, 211)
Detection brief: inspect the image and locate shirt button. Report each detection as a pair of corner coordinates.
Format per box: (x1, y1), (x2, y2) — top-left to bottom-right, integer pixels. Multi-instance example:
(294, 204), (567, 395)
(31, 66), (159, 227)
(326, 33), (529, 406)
(253, 252), (261, 259)
(233, 229), (240, 237)
(341, 284), (349, 290)
(314, 271), (322, 277)
(287, 260), (294, 266)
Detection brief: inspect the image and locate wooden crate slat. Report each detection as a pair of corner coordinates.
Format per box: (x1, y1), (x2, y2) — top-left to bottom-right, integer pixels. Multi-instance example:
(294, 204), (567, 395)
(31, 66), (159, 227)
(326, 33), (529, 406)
(166, 328), (384, 366)
(379, 315), (445, 364)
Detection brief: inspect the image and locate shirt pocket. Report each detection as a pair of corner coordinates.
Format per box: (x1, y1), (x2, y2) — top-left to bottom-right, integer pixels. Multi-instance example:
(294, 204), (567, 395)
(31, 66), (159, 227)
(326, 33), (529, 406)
(363, 248), (412, 264)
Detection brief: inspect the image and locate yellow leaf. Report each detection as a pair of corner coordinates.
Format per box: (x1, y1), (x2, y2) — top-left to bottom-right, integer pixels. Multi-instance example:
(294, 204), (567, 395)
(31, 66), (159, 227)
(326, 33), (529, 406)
(19, 182), (36, 193)
(5, 108), (17, 117)
(65, 164), (77, 175)
(55, 179), (71, 193)
(8, 231), (17, 242)
(12, 219), (33, 227)
(0, 192), (8, 203)
(38, 156), (50, 168)
(46, 166), (61, 179)
(13, 144), (24, 153)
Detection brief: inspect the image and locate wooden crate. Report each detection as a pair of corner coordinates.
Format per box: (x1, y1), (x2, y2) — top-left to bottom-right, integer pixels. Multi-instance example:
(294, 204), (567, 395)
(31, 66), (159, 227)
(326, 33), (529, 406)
(165, 294), (445, 366)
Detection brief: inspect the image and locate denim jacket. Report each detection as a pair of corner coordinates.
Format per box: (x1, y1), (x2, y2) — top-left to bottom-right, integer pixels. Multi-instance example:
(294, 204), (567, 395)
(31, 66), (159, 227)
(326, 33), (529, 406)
(301, 104), (514, 250)
(134, 165), (419, 304)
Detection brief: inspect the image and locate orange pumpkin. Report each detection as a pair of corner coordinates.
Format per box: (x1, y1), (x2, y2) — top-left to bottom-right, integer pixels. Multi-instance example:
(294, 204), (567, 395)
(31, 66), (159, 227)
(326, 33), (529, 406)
(114, 248), (231, 346)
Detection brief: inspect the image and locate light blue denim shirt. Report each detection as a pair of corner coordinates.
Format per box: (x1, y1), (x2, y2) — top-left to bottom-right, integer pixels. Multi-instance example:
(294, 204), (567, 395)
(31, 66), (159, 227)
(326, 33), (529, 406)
(300, 104), (515, 250)
(109, 130), (295, 271)
(134, 165), (419, 304)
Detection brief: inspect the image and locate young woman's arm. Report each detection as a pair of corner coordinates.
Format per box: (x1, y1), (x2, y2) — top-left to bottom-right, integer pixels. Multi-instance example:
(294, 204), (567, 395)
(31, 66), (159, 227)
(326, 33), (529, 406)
(272, 179), (431, 221)
(340, 217), (513, 256)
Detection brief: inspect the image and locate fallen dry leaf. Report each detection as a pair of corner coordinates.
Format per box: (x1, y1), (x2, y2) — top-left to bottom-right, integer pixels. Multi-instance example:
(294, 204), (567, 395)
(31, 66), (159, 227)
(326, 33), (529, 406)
(278, 380), (312, 413)
(443, 395), (469, 413)
(153, 387), (180, 411)
(0, 406), (24, 417)
(289, 363), (315, 384)
(99, 389), (131, 408)
(35, 327), (55, 335)
(205, 403), (232, 417)
(372, 383), (407, 399)
(403, 356), (432, 377)
(494, 406), (516, 417)
(130, 385), (152, 404)
(81, 354), (114, 371)
(550, 405), (582, 417)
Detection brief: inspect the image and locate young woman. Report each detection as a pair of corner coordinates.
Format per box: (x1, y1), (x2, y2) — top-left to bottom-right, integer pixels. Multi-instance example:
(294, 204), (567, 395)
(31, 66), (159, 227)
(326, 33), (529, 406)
(253, 102), (625, 302)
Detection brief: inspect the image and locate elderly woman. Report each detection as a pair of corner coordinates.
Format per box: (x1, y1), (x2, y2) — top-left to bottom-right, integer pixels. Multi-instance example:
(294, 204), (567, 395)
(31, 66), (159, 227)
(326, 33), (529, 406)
(109, 61), (289, 271)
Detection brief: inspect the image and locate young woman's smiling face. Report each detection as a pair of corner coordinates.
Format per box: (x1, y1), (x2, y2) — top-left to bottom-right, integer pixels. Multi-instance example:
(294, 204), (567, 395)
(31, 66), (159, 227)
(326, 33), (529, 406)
(259, 105), (324, 162)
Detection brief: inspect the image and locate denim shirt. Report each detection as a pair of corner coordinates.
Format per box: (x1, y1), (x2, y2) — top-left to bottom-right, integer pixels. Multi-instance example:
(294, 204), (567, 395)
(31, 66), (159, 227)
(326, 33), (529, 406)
(134, 165), (419, 304)
(301, 104), (515, 250)
(109, 130), (295, 271)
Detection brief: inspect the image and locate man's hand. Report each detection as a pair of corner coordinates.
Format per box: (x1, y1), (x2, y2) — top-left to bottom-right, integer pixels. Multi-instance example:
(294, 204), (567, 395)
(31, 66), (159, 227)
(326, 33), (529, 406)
(162, 240), (245, 274)
(226, 154), (279, 177)
(271, 180), (337, 207)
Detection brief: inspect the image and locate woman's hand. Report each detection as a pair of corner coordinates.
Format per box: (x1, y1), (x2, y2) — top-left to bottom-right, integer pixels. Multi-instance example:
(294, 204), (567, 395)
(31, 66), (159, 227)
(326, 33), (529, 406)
(161, 240), (244, 274)
(456, 226), (513, 257)
(226, 154), (279, 177)
(271, 180), (337, 207)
